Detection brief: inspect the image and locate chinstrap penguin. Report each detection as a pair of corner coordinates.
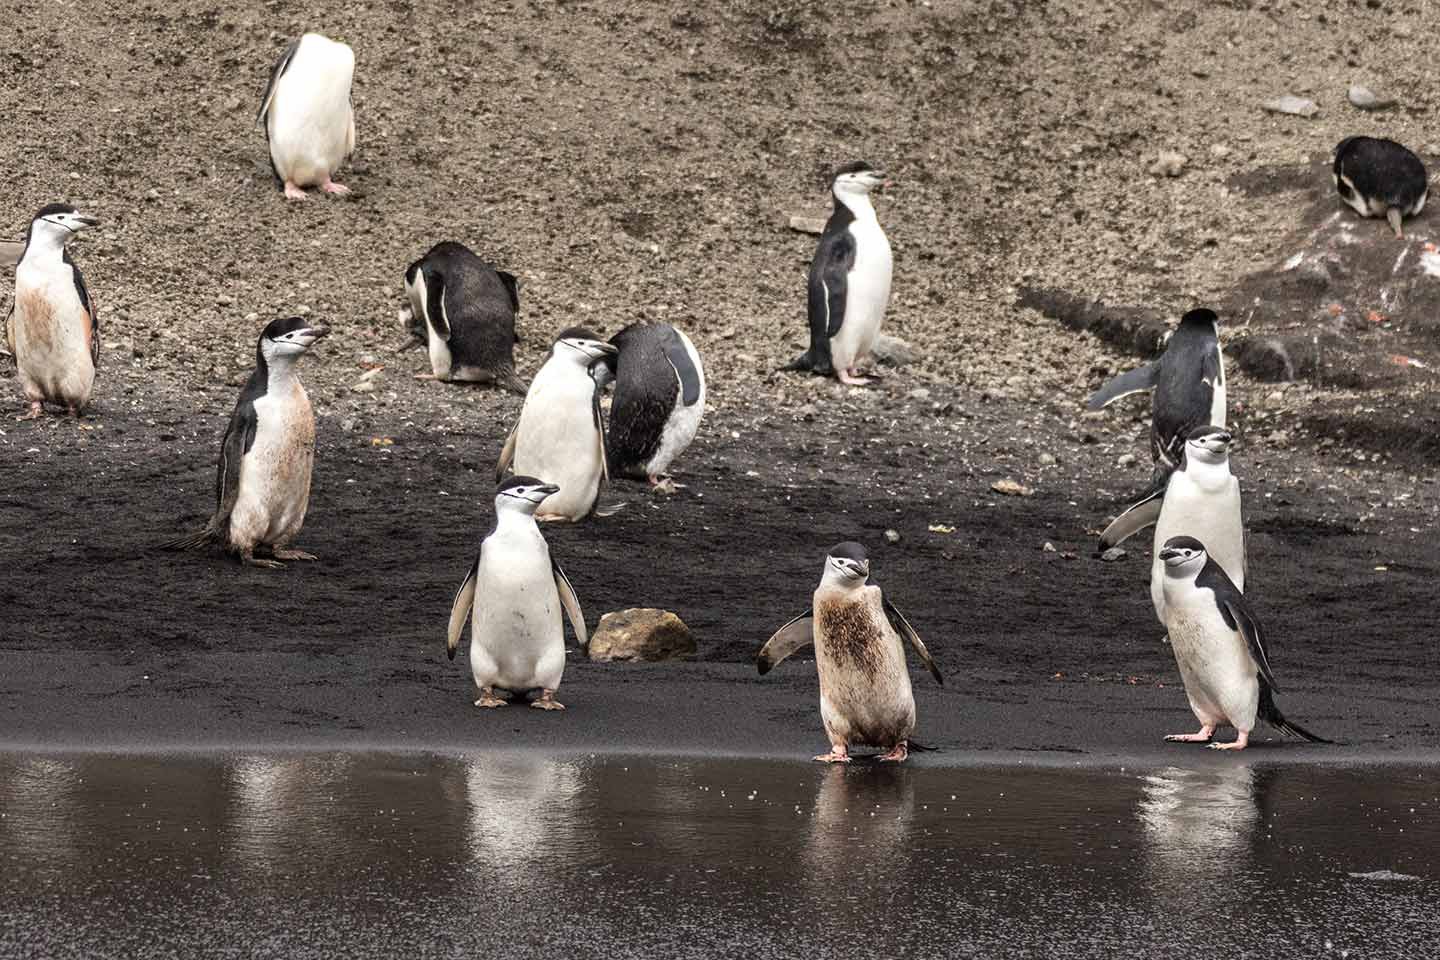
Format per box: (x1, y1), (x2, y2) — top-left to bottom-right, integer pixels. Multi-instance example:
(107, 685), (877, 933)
(784, 162), (893, 386)
(1088, 307), (1226, 477)
(447, 476), (588, 711)
(162, 317), (328, 568)
(1333, 136), (1428, 238)
(1100, 425), (1245, 626)
(758, 542), (942, 763)
(1156, 536), (1329, 751)
(403, 241), (526, 393)
(8, 204), (100, 420)
(599, 321), (706, 493)
(497, 327), (619, 522)
(257, 33), (356, 200)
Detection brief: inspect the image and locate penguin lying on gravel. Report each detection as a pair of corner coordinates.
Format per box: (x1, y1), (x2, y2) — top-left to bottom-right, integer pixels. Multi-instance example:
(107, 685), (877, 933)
(758, 542), (942, 763)
(1333, 136), (1428, 238)
(162, 317), (328, 568)
(257, 32), (356, 200)
(403, 241), (526, 393)
(597, 321), (705, 492)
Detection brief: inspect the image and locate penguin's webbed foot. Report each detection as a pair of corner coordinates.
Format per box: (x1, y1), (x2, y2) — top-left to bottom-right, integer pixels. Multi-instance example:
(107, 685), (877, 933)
(1208, 731), (1249, 751)
(531, 689), (566, 711)
(320, 179), (351, 197)
(241, 549), (285, 570)
(1164, 724), (1215, 744)
(837, 369), (876, 386)
(878, 742), (909, 763)
(813, 747), (851, 763)
(270, 548), (318, 562)
(475, 686), (508, 708)
(15, 402), (43, 421)
(283, 182), (309, 201)
(649, 475), (683, 495)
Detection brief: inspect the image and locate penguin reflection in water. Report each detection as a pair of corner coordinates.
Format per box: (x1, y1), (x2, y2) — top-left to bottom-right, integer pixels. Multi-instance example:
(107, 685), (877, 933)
(447, 477), (588, 711)
(1156, 536), (1329, 751)
(759, 543), (942, 763)
(162, 317), (327, 568)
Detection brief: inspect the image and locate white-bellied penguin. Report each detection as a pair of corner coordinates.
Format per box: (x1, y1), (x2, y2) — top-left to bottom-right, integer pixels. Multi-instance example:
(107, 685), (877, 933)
(1333, 136), (1428, 238)
(257, 33), (356, 200)
(403, 241), (526, 393)
(784, 162), (893, 386)
(447, 476), (588, 710)
(1088, 307), (1226, 476)
(1156, 536), (1329, 750)
(599, 321), (705, 493)
(8, 204), (100, 419)
(162, 317), (328, 568)
(758, 541), (942, 763)
(496, 327), (618, 522)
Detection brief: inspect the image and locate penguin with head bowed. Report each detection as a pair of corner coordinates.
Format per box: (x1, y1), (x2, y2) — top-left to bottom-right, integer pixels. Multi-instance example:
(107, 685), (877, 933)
(599, 321), (705, 493)
(8, 204), (100, 420)
(1333, 136), (1428, 238)
(1100, 425), (1245, 626)
(496, 327), (619, 522)
(1088, 307), (1226, 477)
(403, 241), (526, 393)
(257, 32), (356, 201)
(162, 317), (328, 568)
(1156, 536), (1330, 750)
(447, 476), (588, 711)
(758, 542), (942, 763)
(784, 161), (893, 386)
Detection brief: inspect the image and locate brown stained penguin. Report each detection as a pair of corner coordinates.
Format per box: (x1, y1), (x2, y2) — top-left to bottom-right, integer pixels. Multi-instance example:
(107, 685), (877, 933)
(758, 542), (943, 763)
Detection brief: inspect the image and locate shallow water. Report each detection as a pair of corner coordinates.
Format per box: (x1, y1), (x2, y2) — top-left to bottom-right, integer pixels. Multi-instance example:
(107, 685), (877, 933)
(0, 753), (1435, 958)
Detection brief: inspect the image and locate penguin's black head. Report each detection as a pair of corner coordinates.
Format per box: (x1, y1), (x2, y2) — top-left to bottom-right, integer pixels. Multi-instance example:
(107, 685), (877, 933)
(1179, 308), (1219, 329)
(1157, 535), (1207, 568)
(496, 475), (560, 508)
(831, 161), (887, 196)
(555, 327), (618, 365)
(30, 203), (99, 240)
(1184, 424), (1233, 462)
(825, 541), (871, 582)
(259, 316), (329, 363)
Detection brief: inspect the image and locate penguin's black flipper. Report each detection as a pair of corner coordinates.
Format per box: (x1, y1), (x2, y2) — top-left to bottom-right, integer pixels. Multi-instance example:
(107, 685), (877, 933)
(883, 597), (943, 685)
(787, 228), (855, 376)
(446, 558), (479, 661)
(663, 326), (703, 407)
(1087, 361), (1159, 411)
(1099, 473), (1170, 549)
(1198, 559), (1278, 690)
(757, 613), (814, 674)
(162, 389), (260, 551)
(256, 36), (301, 131)
(1259, 680), (1333, 744)
(425, 270), (450, 341)
(552, 559), (587, 652)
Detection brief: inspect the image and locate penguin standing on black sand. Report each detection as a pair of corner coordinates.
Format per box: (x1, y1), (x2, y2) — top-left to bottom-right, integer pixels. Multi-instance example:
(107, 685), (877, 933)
(1333, 136), (1428, 238)
(403, 241), (526, 393)
(784, 162), (893, 386)
(8, 204), (100, 420)
(163, 317), (328, 568)
(601, 321), (705, 492)
(257, 33), (356, 200)
(1088, 307), (1226, 477)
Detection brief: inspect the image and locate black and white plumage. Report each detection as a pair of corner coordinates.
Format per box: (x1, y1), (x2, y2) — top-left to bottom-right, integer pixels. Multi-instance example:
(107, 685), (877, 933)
(403, 242), (526, 393)
(757, 541), (942, 764)
(600, 321), (705, 489)
(162, 317), (328, 568)
(257, 33), (356, 200)
(1088, 307), (1226, 477)
(447, 476), (587, 711)
(8, 204), (100, 419)
(784, 161), (892, 386)
(1333, 137), (1428, 238)
(1156, 536), (1330, 751)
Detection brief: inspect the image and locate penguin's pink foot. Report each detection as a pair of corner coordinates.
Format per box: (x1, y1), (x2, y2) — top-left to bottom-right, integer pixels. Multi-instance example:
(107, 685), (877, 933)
(320, 179), (350, 196)
(474, 688), (507, 709)
(1209, 731), (1250, 751)
(649, 475), (683, 494)
(271, 548), (318, 561)
(531, 689), (566, 711)
(1164, 725), (1216, 744)
(240, 548), (285, 570)
(413, 372), (437, 380)
(15, 402), (43, 421)
(67, 405), (83, 419)
(878, 742), (909, 763)
(283, 182), (309, 201)
(837, 369), (874, 386)
(813, 746), (851, 763)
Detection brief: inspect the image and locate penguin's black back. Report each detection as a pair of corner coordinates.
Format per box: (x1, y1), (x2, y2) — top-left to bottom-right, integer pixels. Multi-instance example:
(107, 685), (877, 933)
(606, 322), (687, 477)
(1151, 310), (1220, 466)
(1335, 137), (1428, 209)
(417, 241), (520, 373)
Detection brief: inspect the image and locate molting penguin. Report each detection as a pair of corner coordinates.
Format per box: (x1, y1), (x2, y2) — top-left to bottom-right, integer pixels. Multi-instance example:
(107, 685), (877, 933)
(447, 476), (588, 711)
(1100, 425), (1245, 626)
(403, 241), (526, 393)
(162, 317), (328, 568)
(600, 321), (705, 492)
(784, 162), (893, 386)
(496, 327), (618, 522)
(1088, 307), (1226, 476)
(8, 204), (100, 419)
(1333, 136), (1428, 238)
(1156, 536), (1329, 750)
(257, 33), (356, 201)
(758, 542), (942, 763)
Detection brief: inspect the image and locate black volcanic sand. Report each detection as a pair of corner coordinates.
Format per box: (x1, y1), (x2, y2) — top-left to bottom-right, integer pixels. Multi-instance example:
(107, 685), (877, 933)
(2, 387), (1437, 763)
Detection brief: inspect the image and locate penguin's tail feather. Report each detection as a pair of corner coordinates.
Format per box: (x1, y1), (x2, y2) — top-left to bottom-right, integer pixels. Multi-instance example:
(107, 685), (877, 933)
(780, 350), (813, 372)
(498, 368), (530, 396)
(906, 740), (937, 753)
(1259, 682), (1333, 744)
(159, 527), (216, 552)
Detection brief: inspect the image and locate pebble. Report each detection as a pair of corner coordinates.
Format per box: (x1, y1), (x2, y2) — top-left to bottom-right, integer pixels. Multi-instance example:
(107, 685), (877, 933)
(1262, 95), (1319, 118)
(872, 334), (919, 367)
(1038, 452), (1056, 466)
(908, 388), (932, 401)
(884, 529), (901, 544)
(1148, 150), (1187, 177)
(991, 479), (1034, 497)
(1117, 453), (1137, 467)
(216, 295), (233, 306)
(1210, 144), (1231, 158)
(1100, 547), (1127, 562)
(1042, 541), (1056, 553)
(1347, 84), (1396, 111)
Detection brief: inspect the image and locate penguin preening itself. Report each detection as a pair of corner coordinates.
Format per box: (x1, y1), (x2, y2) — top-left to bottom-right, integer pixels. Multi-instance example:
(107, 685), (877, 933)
(1333, 136), (1428, 238)
(1088, 307), (1226, 476)
(1100, 425), (1245, 626)
(599, 322), (705, 492)
(403, 241), (526, 393)
(1156, 536), (1329, 751)
(496, 328), (619, 522)
(784, 162), (893, 386)
(447, 476), (588, 711)
(8, 204), (100, 420)
(758, 542), (942, 763)
(162, 317), (328, 568)
(257, 33), (356, 201)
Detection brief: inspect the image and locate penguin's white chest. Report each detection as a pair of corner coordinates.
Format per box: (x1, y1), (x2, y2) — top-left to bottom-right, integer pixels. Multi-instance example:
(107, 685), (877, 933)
(470, 526), (565, 691)
(1162, 588), (1260, 731)
(425, 322), (453, 379)
(645, 333), (706, 476)
(267, 35), (355, 186)
(813, 586), (915, 747)
(231, 382), (315, 547)
(829, 217), (892, 372)
(513, 362), (603, 520)
(11, 260), (94, 407)
(1150, 470), (1243, 622)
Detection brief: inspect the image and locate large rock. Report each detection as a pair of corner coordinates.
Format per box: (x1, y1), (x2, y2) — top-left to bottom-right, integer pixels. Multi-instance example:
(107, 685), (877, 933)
(588, 609), (695, 662)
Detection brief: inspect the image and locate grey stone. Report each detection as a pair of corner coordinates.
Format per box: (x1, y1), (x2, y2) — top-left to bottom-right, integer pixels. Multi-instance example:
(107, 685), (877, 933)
(1262, 95), (1319, 118)
(1348, 84), (1396, 111)
(872, 334), (919, 367)
(1100, 547), (1127, 562)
